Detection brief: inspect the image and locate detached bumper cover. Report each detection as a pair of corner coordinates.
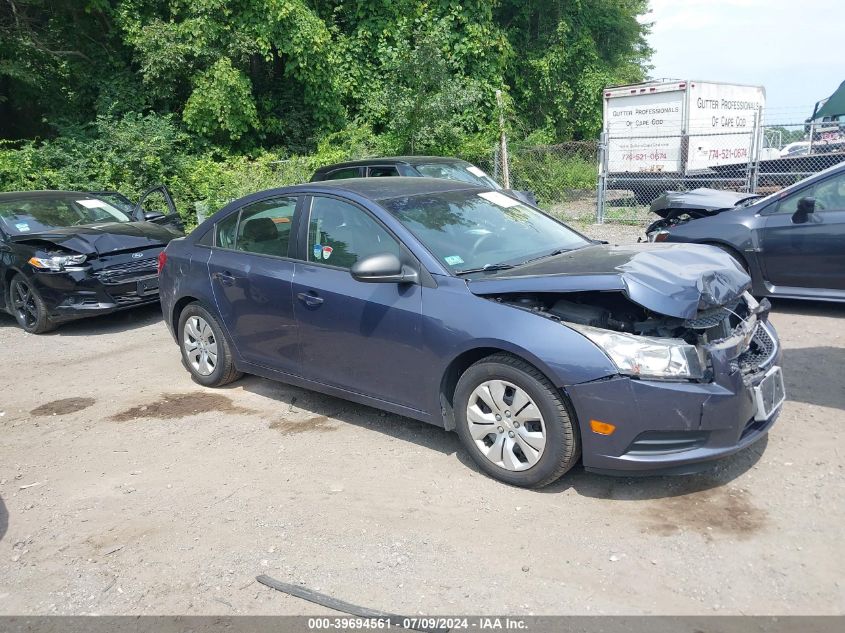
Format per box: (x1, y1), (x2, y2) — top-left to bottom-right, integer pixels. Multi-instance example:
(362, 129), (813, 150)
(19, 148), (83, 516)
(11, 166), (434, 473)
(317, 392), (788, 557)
(568, 321), (783, 475)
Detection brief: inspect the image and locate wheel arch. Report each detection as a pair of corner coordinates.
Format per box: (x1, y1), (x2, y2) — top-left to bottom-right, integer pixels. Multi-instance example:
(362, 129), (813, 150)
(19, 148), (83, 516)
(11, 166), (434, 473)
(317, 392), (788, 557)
(699, 240), (750, 271)
(438, 345), (563, 431)
(171, 295), (202, 338)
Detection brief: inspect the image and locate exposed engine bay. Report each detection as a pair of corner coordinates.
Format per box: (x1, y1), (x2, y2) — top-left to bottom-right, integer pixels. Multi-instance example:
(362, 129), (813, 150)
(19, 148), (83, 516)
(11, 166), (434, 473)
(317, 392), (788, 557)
(492, 290), (774, 379)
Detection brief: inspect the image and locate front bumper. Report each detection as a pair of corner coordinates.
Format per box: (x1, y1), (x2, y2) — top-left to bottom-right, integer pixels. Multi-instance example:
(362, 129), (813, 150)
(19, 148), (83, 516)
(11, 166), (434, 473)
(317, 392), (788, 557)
(29, 268), (160, 322)
(567, 320), (783, 475)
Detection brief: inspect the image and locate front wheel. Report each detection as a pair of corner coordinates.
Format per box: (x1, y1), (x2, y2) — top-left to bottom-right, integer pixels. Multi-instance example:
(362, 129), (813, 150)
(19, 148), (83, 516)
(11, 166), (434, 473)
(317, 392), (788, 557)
(9, 274), (54, 334)
(454, 354), (580, 488)
(178, 303), (242, 387)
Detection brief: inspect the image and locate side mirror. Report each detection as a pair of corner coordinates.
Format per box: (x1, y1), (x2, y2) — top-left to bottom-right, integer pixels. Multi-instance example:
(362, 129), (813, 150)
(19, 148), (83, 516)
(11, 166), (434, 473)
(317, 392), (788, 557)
(351, 252), (419, 284)
(797, 197), (816, 214)
(143, 211), (167, 222)
(793, 197), (815, 223)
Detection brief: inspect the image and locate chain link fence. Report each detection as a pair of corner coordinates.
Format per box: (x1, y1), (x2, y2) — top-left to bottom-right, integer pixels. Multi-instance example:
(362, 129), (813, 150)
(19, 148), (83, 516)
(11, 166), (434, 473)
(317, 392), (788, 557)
(496, 118), (845, 226)
(490, 141), (599, 223)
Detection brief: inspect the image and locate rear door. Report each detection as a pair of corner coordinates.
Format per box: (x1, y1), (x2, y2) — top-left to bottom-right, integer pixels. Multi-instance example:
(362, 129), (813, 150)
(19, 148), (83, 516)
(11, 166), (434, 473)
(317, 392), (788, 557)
(290, 194), (426, 410)
(759, 170), (845, 290)
(208, 195), (302, 372)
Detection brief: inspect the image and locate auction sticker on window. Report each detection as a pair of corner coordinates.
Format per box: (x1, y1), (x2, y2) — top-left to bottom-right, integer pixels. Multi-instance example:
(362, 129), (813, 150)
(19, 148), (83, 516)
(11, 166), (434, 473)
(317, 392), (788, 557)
(77, 199), (108, 208)
(444, 255), (464, 266)
(467, 165), (487, 177)
(478, 191), (520, 208)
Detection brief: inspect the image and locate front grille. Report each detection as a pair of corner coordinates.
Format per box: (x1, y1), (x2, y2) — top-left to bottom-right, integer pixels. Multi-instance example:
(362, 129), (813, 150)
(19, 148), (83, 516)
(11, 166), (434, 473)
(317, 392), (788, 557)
(93, 257), (158, 284)
(733, 323), (776, 374)
(685, 307), (730, 330)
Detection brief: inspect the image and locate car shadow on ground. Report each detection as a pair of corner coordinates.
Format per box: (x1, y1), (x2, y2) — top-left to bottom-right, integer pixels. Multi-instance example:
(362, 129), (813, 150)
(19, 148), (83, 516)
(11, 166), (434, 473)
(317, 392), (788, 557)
(0, 302), (163, 336)
(0, 495), (8, 543)
(233, 374), (764, 500)
(770, 297), (845, 318)
(232, 375), (463, 458)
(782, 346), (845, 412)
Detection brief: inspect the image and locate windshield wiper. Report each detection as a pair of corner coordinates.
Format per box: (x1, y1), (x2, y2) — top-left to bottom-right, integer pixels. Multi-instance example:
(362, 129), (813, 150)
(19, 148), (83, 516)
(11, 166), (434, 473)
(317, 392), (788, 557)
(518, 247), (574, 266)
(454, 263), (515, 275)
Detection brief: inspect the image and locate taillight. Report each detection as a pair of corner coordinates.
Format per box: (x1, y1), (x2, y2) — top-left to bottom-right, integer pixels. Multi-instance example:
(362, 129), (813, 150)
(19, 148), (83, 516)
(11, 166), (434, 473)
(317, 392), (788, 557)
(157, 250), (168, 274)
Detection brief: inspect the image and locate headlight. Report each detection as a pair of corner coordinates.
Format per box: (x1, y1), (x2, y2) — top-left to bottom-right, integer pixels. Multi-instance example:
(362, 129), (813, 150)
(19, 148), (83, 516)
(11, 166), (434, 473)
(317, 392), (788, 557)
(28, 254), (87, 271)
(647, 230), (669, 243)
(569, 323), (704, 380)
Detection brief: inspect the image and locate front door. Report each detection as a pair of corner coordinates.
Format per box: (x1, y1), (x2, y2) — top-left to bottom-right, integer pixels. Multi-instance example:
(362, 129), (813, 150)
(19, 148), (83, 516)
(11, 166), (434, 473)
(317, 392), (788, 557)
(208, 195), (302, 372)
(291, 195), (426, 411)
(760, 170), (845, 290)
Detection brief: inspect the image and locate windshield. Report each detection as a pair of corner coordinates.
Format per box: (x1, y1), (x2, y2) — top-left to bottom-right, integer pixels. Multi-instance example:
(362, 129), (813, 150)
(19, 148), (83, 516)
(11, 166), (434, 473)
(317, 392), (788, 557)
(414, 161), (500, 189)
(0, 195), (131, 236)
(382, 189), (590, 273)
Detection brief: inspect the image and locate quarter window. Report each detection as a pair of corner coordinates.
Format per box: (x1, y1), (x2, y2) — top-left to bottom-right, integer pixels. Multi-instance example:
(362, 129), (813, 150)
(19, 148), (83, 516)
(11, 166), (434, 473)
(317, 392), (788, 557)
(215, 212), (238, 249)
(306, 197), (401, 269)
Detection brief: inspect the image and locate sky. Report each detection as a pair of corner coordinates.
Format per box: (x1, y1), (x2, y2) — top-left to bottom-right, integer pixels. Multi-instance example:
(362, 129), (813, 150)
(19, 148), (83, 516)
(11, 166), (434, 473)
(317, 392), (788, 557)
(643, 0), (843, 123)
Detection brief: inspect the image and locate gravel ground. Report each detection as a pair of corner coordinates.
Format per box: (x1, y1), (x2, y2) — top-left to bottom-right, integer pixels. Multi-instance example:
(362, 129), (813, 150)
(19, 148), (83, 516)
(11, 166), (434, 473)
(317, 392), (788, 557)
(1, 223), (843, 616)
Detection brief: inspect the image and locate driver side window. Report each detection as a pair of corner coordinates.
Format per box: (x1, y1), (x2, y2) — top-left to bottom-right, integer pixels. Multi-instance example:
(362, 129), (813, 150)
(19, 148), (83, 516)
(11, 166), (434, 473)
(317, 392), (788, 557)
(776, 172), (845, 213)
(305, 197), (401, 269)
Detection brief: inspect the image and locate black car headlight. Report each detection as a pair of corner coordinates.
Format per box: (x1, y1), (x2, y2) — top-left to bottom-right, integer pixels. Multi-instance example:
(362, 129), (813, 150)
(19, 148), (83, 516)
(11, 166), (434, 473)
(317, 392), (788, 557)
(28, 254), (87, 271)
(569, 323), (704, 380)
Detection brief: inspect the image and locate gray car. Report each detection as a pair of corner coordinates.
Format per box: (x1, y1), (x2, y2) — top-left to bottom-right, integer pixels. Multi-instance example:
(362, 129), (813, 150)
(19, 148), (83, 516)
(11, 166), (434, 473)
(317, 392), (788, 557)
(646, 162), (845, 302)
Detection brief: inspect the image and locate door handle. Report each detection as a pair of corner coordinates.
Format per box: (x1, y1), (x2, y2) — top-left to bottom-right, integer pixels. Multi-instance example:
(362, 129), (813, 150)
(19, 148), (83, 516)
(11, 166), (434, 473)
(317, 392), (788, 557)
(212, 271), (236, 286)
(297, 292), (324, 307)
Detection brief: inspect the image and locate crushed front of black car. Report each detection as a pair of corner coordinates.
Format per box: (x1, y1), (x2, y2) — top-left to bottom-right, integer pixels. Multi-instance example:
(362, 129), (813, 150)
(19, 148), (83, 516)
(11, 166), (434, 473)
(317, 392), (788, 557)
(25, 245), (166, 320)
(10, 222), (182, 322)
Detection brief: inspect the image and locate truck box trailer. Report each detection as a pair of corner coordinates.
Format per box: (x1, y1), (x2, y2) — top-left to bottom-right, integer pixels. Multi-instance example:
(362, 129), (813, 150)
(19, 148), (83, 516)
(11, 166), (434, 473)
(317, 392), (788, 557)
(601, 80), (766, 202)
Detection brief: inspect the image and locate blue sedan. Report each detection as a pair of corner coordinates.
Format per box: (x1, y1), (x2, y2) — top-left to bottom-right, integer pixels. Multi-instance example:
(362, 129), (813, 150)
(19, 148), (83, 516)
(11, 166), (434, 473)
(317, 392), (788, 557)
(159, 178), (784, 487)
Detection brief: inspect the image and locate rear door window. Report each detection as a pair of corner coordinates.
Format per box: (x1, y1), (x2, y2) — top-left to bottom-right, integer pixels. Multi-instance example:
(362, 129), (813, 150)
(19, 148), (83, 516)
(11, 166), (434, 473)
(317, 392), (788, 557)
(324, 167), (361, 181)
(367, 166), (400, 178)
(235, 197), (298, 258)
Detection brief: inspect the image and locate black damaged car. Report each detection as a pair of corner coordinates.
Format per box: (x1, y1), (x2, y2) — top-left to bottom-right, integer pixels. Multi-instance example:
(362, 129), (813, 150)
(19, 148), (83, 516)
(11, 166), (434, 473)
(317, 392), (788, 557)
(0, 188), (183, 333)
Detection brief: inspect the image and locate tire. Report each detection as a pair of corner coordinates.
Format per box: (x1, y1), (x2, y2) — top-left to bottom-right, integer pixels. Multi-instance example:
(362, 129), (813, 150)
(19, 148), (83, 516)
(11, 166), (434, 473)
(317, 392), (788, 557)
(454, 353), (580, 488)
(8, 274), (55, 334)
(177, 302), (242, 387)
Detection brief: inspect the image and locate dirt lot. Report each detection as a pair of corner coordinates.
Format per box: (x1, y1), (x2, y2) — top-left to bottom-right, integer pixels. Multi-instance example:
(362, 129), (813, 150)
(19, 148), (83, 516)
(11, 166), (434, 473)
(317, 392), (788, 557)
(1, 223), (844, 616)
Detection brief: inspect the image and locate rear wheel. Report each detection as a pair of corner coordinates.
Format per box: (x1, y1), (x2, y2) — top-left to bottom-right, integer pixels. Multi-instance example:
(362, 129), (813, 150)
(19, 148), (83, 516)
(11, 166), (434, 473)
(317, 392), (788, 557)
(9, 274), (54, 334)
(178, 303), (242, 387)
(454, 354), (580, 488)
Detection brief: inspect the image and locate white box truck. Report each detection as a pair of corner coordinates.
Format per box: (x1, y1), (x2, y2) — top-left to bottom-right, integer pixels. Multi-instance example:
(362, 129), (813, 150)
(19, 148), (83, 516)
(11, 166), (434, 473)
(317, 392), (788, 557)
(601, 80), (766, 201)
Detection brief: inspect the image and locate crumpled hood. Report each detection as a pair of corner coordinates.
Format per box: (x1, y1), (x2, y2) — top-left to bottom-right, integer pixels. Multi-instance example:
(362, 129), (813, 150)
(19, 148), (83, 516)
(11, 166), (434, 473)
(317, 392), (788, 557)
(467, 243), (751, 319)
(649, 188), (759, 217)
(9, 221), (179, 256)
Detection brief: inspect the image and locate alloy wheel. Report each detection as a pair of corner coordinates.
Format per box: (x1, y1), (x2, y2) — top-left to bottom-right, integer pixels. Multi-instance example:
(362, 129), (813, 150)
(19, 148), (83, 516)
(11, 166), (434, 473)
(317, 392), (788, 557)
(183, 316), (218, 376)
(465, 379), (546, 471)
(11, 279), (39, 330)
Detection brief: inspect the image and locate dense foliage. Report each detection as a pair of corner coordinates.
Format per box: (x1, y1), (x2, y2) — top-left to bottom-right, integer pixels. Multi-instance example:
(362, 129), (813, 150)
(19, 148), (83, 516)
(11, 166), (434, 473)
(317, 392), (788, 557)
(0, 0), (650, 220)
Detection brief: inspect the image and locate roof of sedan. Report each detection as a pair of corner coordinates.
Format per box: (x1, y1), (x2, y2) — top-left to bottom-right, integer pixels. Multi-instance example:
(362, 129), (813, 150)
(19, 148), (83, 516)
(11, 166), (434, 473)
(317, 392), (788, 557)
(313, 156), (468, 172)
(302, 176), (484, 201)
(0, 190), (94, 201)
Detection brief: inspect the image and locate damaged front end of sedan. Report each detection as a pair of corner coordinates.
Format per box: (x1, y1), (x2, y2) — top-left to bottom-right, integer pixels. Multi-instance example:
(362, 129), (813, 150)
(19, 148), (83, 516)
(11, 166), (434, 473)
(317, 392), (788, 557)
(468, 243), (785, 474)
